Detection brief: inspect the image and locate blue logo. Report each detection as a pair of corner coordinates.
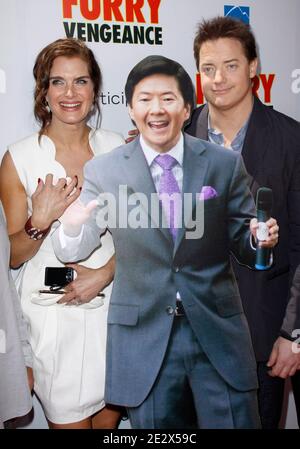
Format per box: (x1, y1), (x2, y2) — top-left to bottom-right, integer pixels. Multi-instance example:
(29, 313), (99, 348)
(224, 5), (250, 24)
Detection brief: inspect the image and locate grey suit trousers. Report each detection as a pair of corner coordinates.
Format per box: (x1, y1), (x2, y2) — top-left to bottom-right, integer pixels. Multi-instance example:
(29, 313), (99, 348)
(127, 315), (261, 429)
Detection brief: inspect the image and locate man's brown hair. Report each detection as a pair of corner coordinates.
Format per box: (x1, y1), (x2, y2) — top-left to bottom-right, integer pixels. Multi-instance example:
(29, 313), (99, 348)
(194, 16), (257, 69)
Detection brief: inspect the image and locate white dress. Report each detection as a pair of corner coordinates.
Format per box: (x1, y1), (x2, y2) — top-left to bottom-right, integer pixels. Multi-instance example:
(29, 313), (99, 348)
(8, 129), (124, 424)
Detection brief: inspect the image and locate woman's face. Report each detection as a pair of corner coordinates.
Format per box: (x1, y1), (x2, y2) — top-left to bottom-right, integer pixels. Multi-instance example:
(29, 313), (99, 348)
(46, 56), (95, 127)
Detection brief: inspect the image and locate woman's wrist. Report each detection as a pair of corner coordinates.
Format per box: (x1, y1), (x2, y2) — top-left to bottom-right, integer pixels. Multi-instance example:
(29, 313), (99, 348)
(105, 256), (116, 284)
(24, 216), (51, 240)
(97, 263), (114, 287)
(30, 212), (53, 230)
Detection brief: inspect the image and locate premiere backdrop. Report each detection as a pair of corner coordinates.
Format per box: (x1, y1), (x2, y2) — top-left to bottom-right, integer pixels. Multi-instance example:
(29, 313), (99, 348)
(0, 0), (300, 153)
(0, 0), (299, 428)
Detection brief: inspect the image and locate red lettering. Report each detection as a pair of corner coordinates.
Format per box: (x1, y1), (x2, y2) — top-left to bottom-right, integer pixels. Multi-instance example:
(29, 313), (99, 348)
(103, 0), (124, 21)
(126, 0), (145, 23)
(252, 74), (275, 103)
(62, 0), (78, 18)
(197, 73), (275, 105)
(260, 74), (275, 103)
(196, 73), (204, 105)
(80, 0), (101, 20)
(147, 0), (161, 24)
(252, 75), (260, 97)
(62, 0), (161, 24)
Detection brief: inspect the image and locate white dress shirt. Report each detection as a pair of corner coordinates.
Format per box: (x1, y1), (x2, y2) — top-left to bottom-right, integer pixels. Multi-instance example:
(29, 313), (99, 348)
(140, 133), (184, 193)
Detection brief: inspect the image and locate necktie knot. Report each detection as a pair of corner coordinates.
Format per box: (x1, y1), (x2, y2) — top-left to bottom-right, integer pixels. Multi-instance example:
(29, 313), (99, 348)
(155, 154), (178, 171)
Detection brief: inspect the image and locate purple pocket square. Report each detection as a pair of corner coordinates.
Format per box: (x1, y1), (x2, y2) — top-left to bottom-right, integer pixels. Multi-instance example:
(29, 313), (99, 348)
(198, 186), (218, 201)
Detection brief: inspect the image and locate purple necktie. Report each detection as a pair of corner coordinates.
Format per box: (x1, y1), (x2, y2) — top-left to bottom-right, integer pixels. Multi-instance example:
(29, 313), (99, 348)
(155, 154), (181, 240)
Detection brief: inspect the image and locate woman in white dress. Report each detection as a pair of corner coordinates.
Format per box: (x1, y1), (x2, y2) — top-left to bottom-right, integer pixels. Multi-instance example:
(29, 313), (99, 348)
(0, 38), (124, 428)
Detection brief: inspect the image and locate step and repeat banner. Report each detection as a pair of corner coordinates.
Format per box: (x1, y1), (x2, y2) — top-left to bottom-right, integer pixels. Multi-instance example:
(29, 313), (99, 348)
(0, 0), (299, 429)
(0, 0), (299, 156)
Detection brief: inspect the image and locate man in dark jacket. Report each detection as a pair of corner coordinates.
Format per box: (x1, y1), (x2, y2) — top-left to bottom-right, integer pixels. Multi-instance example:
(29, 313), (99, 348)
(185, 16), (300, 428)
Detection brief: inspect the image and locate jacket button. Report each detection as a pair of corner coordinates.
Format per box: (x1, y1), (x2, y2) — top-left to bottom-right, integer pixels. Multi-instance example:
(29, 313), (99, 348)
(166, 306), (174, 315)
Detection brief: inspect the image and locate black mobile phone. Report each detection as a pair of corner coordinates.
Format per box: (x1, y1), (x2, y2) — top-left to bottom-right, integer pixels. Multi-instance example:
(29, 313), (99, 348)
(44, 267), (74, 287)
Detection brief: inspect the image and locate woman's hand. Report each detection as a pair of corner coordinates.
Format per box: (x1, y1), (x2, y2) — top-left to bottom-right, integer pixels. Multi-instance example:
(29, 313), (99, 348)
(58, 257), (115, 305)
(125, 128), (139, 144)
(31, 174), (80, 230)
(0, 155), (82, 267)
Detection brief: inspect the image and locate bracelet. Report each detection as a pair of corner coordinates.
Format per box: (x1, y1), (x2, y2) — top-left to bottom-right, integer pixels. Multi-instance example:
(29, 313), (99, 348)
(24, 216), (51, 241)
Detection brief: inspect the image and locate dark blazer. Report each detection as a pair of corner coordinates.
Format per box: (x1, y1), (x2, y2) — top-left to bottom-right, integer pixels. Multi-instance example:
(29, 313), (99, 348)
(186, 97), (300, 360)
(53, 134), (258, 407)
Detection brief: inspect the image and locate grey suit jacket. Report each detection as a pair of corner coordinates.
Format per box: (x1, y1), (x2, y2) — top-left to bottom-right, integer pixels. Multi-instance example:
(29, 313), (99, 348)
(0, 204), (32, 426)
(53, 133), (258, 407)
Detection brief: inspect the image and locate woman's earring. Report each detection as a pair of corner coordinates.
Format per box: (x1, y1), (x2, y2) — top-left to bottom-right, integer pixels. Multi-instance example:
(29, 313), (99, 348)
(44, 100), (51, 113)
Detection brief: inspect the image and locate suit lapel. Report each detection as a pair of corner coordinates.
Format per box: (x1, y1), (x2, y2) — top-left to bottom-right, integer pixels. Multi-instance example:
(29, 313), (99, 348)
(121, 136), (209, 249)
(195, 98), (270, 196)
(195, 104), (209, 140)
(173, 134), (208, 256)
(241, 97), (271, 194)
(121, 139), (173, 244)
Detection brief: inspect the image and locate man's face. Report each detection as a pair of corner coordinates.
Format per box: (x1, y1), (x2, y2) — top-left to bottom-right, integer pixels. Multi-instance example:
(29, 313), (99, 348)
(128, 74), (190, 153)
(198, 37), (257, 111)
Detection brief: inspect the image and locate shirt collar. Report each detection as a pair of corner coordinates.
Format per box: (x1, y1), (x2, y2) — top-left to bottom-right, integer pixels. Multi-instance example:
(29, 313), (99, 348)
(207, 110), (252, 151)
(140, 134), (184, 167)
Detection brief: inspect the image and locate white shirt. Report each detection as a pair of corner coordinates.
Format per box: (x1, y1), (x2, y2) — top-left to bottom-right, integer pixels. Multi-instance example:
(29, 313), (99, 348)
(140, 133), (184, 193)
